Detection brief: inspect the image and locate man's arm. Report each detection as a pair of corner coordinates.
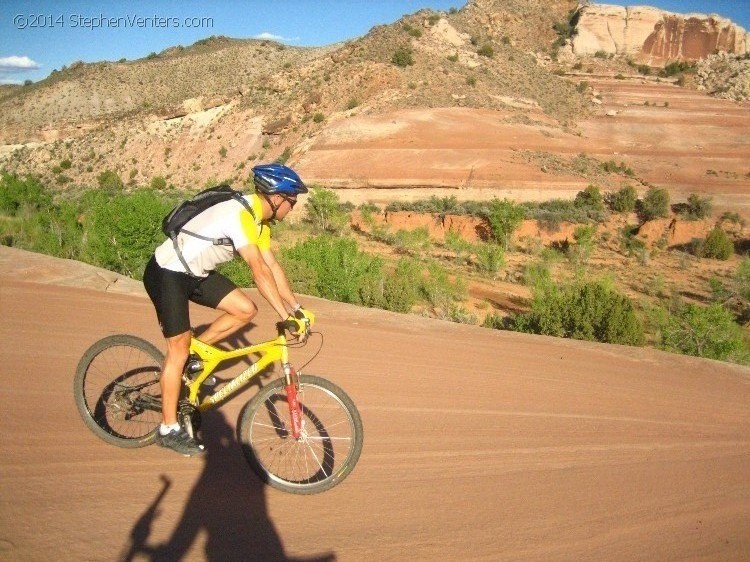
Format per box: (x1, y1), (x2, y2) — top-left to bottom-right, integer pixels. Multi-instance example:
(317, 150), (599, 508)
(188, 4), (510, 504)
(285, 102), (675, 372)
(261, 248), (299, 310)
(237, 244), (289, 319)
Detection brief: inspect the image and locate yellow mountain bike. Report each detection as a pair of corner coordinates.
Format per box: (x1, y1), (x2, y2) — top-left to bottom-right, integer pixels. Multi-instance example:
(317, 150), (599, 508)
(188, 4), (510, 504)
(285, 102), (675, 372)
(73, 322), (363, 495)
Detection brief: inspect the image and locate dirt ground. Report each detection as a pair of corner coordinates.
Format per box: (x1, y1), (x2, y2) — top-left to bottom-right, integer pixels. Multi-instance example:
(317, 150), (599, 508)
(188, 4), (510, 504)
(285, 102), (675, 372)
(1, 250), (749, 561)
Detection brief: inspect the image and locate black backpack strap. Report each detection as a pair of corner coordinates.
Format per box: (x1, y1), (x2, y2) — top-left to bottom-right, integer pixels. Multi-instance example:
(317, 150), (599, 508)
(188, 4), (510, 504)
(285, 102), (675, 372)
(172, 193), (256, 277)
(232, 192), (256, 220)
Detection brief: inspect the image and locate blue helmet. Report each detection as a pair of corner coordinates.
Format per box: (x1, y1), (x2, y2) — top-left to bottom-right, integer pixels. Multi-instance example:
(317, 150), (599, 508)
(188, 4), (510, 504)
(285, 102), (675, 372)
(252, 163), (307, 196)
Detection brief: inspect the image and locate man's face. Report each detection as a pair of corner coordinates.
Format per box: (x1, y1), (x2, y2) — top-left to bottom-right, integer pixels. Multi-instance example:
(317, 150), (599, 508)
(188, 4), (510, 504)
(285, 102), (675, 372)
(271, 194), (297, 220)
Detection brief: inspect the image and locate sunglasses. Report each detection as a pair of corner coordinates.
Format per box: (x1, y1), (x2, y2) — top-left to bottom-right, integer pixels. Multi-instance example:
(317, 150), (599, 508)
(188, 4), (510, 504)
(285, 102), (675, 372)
(281, 196), (297, 208)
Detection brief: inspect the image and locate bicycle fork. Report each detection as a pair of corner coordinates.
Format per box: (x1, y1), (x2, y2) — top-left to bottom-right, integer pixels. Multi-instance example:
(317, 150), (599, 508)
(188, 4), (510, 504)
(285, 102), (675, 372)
(283, 364), (303, 439)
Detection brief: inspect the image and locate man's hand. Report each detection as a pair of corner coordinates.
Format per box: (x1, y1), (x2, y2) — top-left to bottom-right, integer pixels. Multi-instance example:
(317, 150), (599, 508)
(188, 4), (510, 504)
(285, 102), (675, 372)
(282, 315), (308, 340)
(293, 307), (315, 327)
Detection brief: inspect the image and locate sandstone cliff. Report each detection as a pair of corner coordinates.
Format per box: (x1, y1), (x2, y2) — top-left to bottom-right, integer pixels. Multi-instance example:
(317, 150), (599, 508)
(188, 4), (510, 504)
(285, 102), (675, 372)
(573, 3), (749, 63)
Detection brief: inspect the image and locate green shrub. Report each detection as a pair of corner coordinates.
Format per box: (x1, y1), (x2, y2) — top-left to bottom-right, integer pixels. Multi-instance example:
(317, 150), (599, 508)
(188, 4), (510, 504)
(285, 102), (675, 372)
(659, 303), (745, 361)
(304, 187), (349, 235)
(313, 112), (325, 123)
(382, 258), (422, 313)
(280, 235), (383, 305)
(507, 280), (645, 346)
(393, 227), (431, 254)
(696, 227), (734, 260)
(606, 185), (638, 213)
(639, 187), (670, 221)
(0, 173), (51, 215)
(392, 46), (414, 67)
(478, 45), (494, 58)
(420, 261), (466, 311)
(684, 193), (713, 220)
(82, 189), (171, 278)
(474, 243), (505, 278)
(150, 176), (167, 190)
(97, 169), (124, 191)
(485, 198), (524, 249)
(574, 185), (605, 212)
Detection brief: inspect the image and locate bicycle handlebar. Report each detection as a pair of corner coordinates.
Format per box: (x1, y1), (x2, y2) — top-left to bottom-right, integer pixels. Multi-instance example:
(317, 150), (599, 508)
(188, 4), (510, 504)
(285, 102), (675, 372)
(276, 319), (311, 340)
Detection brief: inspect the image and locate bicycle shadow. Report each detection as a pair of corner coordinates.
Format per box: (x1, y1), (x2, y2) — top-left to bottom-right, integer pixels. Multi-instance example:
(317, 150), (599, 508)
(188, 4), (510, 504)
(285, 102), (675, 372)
(120, 411), (335, 561)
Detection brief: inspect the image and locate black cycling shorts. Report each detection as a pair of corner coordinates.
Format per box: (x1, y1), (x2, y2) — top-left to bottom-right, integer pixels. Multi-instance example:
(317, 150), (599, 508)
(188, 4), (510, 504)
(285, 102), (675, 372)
(143, 255), (237, 338)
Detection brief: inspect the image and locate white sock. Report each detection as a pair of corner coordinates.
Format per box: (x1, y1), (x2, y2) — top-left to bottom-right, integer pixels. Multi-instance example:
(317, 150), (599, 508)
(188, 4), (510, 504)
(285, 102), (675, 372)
(160, 423), (180, 435)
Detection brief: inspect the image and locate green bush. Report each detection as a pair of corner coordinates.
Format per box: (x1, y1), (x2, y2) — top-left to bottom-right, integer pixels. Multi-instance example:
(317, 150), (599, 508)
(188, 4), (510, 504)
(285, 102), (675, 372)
(696, 227), (734, 260)
(659, 303), (745, 361)
(507, 280), (645, 346)
(639, 187), (670, 221)
(474, 243), (505, 278)
(280, 235), (383, 305)
(478, 45), (494, 58)
(420, 261), (466, 311)
(574, 185), (605, 212)
(82, 189), (172, 278)
(150, 176), (167, 190)
(382, 258), (422, 313)
(606, 185), (638, 213)
(392, 46), (414, 67)
(97, 169), (124, 191)
(684, 193), (713, 220)
(304, 187), (349, 235)
(485, 198), (524, 249)
(0, 173), (51, 215)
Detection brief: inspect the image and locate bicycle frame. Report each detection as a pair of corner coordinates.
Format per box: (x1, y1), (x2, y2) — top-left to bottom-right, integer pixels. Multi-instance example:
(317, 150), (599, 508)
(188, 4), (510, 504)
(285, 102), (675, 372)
(186, 327), (291, 412)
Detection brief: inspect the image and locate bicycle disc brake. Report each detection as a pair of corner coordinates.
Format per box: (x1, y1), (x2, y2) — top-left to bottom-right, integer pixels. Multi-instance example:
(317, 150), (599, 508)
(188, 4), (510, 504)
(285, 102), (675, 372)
(178, 400), (202, 437)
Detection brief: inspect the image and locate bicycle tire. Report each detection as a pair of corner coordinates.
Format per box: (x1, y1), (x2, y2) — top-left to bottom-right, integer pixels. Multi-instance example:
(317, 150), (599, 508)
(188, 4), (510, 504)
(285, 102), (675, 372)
(74, 334), (164, 448)
(238, 375), (363, 495)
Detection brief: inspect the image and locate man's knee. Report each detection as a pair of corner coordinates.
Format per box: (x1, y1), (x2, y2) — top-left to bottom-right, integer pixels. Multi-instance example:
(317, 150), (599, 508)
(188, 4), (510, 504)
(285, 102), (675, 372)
(233, 299), (257, 324)
(218, 290), (257, 324)
(165, 331), (191, 368)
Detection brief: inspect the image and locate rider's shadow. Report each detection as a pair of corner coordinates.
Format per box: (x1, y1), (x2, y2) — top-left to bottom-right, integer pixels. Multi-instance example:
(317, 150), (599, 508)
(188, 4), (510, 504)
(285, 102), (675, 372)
(121, 411), (328, 561)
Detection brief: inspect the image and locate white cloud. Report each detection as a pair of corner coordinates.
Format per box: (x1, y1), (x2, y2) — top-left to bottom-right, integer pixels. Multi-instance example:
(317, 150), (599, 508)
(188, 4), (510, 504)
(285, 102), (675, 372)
(0, 56), (41, 72)
(252, 32), (299, 43)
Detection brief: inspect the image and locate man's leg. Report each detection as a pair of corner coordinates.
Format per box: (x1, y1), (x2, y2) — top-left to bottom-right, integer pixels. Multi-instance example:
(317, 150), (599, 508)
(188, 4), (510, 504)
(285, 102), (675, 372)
(197, 288), (258, 345)
(161, 330), (191, 425)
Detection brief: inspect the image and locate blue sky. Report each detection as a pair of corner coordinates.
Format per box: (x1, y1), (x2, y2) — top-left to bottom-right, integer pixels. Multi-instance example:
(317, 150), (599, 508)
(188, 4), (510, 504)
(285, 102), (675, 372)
(1, 1), (748, 84)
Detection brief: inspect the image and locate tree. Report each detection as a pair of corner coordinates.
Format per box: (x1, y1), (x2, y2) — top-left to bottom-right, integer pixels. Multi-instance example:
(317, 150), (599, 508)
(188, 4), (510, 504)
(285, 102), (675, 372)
(485, 198), (524, 249)
(660, 303), (745, 361)
(606, 185), (638, 213)
(304, 187), (349, 235)
(639, 186), (670, 221)
(83, 190), (171, 278)
(696, 227), (734, 260)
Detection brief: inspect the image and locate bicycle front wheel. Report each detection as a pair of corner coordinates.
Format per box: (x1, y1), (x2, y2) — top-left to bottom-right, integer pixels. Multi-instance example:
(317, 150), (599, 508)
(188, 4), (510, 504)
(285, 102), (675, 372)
(238, 375), (363, 494)
(74, 334), (163, 448)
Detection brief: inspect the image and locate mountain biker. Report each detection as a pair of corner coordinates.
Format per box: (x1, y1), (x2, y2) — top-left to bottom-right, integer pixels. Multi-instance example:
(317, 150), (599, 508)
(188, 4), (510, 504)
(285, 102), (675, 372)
(143, 163), (313, 456)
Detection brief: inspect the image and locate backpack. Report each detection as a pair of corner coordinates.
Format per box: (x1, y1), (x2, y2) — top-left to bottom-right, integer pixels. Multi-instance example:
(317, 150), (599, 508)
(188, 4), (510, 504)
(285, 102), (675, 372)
(161, 185), (255, 277)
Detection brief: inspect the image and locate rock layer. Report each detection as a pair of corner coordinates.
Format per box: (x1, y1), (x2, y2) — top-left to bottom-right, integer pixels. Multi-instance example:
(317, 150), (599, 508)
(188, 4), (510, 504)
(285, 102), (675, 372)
(573, 3), (748, 63)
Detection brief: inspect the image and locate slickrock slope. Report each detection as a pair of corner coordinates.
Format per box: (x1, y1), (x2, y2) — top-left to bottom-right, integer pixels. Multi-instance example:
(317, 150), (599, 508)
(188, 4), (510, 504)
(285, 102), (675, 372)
(573, 3), (748, 62)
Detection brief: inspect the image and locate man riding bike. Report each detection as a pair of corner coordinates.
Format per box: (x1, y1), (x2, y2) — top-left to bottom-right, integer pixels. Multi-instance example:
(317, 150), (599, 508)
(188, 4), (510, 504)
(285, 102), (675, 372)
(143, 163), (313, 456)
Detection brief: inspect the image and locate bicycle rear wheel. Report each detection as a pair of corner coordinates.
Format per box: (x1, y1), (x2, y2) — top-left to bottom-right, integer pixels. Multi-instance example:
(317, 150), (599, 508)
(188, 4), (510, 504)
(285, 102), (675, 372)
(238, 375), (363, 495)
(74, 334), (163, 448)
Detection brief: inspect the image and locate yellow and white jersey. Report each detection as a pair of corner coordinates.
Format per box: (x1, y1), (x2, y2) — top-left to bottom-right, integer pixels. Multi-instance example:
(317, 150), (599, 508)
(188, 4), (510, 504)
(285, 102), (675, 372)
(154, 193), (269, 276)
